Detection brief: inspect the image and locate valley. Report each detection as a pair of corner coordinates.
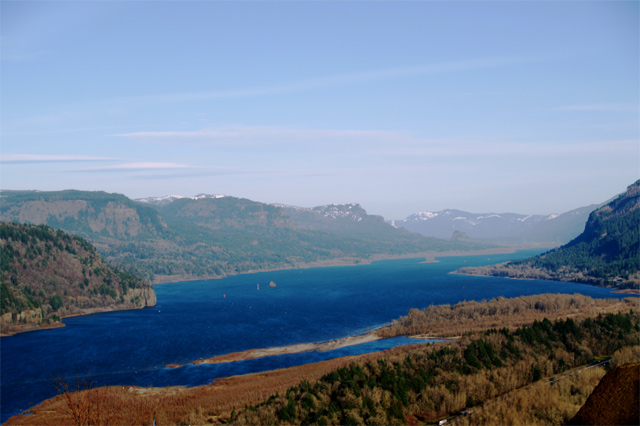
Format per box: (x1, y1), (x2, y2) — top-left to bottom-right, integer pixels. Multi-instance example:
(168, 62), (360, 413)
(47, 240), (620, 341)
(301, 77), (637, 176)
(1, 181), (638, 425)
(0, 190), (490, 284)
(3, 3), (637, 425)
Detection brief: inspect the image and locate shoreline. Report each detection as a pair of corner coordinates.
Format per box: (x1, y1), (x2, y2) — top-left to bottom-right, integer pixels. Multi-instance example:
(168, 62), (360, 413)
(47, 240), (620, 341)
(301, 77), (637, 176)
(0, 321), (65, 337)
(152, 247), (520, 285)
(1, 303), (156, 338)
(453, 270), (640, 295)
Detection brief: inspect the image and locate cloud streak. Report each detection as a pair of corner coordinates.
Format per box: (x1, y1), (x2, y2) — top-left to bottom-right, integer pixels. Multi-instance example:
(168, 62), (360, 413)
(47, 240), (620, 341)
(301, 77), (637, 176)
(114, 55), (543, 105)
(1, 154), (119, 163)
(111, 125), (639, 161)
(84, 162), (198, 171)
(110, 126), (403, 148)
(555, 104), (640, 112)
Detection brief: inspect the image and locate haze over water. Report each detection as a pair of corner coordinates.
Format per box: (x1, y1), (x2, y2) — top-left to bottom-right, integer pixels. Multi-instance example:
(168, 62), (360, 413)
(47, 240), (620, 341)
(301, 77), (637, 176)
(1, 250), (633, 422)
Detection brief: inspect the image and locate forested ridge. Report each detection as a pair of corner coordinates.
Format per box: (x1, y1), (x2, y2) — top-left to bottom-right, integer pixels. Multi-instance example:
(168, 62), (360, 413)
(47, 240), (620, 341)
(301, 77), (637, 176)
(0, 222), (156, 335)
(456, 180), (640, 290)
(0, 190), (487, 283)
(232, 311), (639, 425)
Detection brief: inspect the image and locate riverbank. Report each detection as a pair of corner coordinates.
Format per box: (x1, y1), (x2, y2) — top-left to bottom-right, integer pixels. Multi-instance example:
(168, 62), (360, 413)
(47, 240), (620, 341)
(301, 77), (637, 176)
(0, 320), (65, 337)
(0, 300), (157, 337)
(151, 246), (520, 285)
(453, 265), (640, 294)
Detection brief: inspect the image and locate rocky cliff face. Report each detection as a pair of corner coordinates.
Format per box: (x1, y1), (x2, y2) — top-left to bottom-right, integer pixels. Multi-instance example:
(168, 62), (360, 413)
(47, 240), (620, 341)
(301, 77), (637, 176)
(0, 190), (168, 241)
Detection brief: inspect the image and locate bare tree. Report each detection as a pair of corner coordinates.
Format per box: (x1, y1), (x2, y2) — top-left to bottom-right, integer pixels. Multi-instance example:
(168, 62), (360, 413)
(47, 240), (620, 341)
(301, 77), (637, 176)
(53, 375), (113, 426)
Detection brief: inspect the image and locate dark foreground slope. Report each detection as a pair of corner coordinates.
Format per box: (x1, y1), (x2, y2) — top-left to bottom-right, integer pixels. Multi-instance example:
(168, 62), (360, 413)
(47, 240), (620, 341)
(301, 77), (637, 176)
(0, 190), (488, 283)
(456, 180), (640, 290)
(569, 363), (639, 426)
(0, 222), (156, 335)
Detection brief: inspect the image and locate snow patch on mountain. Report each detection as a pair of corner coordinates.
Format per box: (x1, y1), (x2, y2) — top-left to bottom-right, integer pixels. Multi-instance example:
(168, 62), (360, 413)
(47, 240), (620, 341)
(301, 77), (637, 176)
(416, 211), (439, 220)
(135, 193), (226, 206)
(477, 214), (502, 220)
(314, 203), (364, 221)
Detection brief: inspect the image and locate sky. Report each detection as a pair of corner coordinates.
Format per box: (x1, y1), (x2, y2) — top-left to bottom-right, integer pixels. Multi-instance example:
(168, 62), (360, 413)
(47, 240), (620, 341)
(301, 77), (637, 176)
(1, 1), (638, 220)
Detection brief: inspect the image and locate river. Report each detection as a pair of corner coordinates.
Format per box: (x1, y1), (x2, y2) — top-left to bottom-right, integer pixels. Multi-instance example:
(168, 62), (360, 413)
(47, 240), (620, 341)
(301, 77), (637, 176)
(1, 249), (632, 422)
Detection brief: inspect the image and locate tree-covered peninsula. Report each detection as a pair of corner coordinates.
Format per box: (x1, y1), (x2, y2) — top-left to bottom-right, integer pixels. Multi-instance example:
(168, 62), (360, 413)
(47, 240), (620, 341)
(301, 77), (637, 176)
(0, 222), (156, 335)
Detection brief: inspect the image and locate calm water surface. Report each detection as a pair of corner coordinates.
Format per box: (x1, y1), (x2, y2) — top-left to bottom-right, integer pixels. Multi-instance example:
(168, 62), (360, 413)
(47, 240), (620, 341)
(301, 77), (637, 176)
(1, 250), (633, 422)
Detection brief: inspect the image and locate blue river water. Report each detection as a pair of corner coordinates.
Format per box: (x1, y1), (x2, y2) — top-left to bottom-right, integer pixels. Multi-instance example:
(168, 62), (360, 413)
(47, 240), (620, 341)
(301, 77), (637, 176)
(1, 249), (634, 422)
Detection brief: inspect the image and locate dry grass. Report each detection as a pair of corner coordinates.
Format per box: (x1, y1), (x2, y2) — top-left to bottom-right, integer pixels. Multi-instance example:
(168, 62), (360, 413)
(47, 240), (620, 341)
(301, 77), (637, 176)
(451, 365), (608, 426)
(377, 293), (640, 339)
(6, 355), (376, 426)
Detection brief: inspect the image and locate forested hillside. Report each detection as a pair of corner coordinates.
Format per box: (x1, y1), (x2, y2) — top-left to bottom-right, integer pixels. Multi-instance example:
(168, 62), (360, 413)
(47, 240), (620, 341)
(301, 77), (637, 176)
(0, 190), (487, 283)
(232, 311), (639, 425)
(0, 222), (156, 335)
(456, 180), (640, 290)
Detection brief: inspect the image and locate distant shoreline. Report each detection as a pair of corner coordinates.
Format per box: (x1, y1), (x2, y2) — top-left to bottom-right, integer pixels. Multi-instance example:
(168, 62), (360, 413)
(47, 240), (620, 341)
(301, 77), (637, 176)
(151, 246), (524, 285)
(0, 247), (526, 337)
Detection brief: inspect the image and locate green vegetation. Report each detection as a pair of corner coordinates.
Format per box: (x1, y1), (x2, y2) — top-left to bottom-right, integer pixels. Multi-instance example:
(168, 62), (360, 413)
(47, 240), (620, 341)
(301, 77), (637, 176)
(512, 180), (639, 287)
(457, 180), (640, 290)
(0, 190), (490, 283)
(0, 222), (155, 334)
(233, 311), (639, 425)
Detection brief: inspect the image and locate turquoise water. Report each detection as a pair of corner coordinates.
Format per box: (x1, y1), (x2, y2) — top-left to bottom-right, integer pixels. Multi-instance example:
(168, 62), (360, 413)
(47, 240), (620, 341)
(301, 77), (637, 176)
(1, 250), (632, 422)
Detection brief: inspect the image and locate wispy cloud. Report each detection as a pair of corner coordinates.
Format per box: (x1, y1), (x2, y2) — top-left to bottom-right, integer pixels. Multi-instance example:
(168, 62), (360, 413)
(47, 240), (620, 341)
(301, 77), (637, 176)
(555, 104), (639, 112)
(111, 125), (638, 162)
(110, 126), (402, 147)
(75, 161), (202, 173)
(383, 139), (640, 159)
(1, 155), (208, 176)
(114, 55), (542, 105)
(0, 154), (119, 163)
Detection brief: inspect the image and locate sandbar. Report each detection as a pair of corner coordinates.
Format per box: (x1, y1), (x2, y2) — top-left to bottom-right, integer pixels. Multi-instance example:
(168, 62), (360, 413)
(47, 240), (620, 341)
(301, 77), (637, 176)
(193, 333), (380, 365)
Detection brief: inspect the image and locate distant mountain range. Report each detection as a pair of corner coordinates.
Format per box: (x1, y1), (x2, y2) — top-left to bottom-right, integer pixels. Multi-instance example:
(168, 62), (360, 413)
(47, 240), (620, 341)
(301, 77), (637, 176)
(0, 190), (485, 283)
(456, 180), (640, 290)
(136, 193), (227, 207)
(389, 204), (601, 244)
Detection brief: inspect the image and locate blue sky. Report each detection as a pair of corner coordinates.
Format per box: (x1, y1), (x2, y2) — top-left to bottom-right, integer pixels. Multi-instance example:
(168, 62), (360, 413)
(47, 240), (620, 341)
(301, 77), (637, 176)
(1, 1), (638, 219)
